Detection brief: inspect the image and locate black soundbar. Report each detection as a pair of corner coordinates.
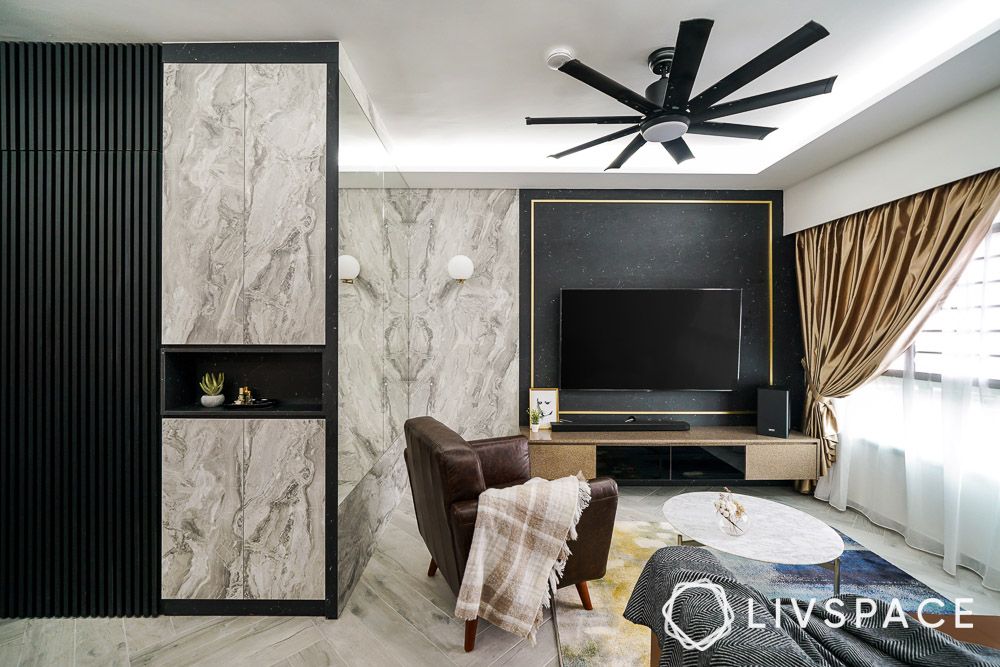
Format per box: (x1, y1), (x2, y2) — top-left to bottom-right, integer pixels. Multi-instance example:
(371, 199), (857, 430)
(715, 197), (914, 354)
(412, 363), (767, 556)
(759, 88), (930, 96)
(551, 421), (690, 432)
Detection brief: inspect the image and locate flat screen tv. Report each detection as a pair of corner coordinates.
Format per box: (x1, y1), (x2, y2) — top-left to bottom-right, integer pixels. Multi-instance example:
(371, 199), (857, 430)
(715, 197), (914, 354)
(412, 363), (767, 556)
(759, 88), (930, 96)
(559, 288), (742, 391)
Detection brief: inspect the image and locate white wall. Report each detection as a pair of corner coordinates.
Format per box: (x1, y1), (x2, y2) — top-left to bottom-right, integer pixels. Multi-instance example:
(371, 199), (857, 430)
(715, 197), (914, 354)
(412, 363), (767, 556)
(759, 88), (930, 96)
(784, 86), (1000, 235)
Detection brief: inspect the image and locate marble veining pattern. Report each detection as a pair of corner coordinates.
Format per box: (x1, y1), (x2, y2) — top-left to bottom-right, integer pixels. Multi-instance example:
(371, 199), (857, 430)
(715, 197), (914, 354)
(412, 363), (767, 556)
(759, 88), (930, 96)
(244, 63), (327, 344)
(338, 189), (390, 490)
(243, 419), (326, 599)
(336, 188), (519, 610)
(161, 63), (246, 344)
(337, 435), (408, 614)
(161, 419), (243, 600)
(392, 189), (520, 439)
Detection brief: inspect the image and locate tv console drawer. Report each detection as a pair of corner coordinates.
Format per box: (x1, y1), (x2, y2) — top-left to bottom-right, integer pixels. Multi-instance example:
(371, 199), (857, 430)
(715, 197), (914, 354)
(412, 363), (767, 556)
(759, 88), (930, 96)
(529, 444), (596, 480)
(745, 443), (817, 480)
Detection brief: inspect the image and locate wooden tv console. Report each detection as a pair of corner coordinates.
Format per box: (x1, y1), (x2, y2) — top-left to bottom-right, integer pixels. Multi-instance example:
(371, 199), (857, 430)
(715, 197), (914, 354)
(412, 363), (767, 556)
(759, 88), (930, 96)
(521, 425), (820, 485)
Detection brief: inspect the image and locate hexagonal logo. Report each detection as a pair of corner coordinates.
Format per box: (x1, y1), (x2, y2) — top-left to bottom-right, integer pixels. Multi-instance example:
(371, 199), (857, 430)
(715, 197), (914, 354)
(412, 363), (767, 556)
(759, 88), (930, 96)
(660, 578), (735, 651)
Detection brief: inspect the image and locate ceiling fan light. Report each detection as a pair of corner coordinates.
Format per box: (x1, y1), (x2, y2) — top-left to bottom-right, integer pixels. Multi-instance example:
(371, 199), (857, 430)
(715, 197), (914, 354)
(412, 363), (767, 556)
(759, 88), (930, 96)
(639, 115), (690, 143)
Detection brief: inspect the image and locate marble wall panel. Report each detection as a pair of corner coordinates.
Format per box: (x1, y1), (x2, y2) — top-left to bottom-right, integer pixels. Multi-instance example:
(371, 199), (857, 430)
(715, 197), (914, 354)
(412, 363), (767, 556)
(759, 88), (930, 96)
(243, 419), (325, 599)
(392, 189), (520, 439)
(338, 189), (387, 490)
(161, 63), (246, 344)
(244, 64), (327, 344)
(337, 435), (408, 614)
(336, 188), (520, 610)
(161, 419), (243, 599)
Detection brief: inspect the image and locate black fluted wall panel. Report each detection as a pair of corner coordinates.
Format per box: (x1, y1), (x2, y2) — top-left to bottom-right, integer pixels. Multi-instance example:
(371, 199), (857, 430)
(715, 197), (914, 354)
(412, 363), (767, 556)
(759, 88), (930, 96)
(0, 42), (161, 618)
(1, 43), (159, 151)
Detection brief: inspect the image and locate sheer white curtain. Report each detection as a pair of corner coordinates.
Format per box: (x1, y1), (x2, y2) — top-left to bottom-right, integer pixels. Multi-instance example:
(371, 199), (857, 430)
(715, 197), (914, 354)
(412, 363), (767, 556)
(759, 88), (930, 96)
(816, 222), (1000, 589)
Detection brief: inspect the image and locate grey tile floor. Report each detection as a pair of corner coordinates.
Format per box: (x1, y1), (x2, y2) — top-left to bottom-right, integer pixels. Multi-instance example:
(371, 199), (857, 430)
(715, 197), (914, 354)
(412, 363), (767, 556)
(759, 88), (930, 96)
(3, 485), (998, 666)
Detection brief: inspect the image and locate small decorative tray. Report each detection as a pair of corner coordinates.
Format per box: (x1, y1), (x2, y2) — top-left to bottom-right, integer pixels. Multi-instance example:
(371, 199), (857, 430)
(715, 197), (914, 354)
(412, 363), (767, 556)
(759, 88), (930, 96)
(225, 398), (277, 409)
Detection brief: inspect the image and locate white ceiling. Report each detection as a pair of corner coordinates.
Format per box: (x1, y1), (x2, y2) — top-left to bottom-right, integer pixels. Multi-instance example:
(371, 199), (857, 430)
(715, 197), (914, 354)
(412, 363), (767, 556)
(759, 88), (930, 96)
(3, 0), (999, 186)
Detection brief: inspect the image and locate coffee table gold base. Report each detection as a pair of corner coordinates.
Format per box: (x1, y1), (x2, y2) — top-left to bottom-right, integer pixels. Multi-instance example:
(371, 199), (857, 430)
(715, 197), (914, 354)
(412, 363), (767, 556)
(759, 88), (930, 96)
(818, 557), (841, 596)
(675, 534), (842, 596)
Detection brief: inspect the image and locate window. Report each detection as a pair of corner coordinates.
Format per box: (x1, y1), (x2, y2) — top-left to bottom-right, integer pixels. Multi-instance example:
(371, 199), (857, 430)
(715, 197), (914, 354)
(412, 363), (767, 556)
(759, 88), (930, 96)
(884, 219), (1000, 386)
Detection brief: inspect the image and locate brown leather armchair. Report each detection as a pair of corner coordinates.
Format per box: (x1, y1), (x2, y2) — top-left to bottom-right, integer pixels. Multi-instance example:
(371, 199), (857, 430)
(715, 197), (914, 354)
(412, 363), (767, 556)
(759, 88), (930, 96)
(403, 416), (619, 651)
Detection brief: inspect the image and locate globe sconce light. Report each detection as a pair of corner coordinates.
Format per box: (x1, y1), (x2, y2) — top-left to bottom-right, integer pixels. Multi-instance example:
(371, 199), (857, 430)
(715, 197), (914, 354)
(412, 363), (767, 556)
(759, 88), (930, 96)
(338, 254), (361, 283)
(447, 254), (475, 283)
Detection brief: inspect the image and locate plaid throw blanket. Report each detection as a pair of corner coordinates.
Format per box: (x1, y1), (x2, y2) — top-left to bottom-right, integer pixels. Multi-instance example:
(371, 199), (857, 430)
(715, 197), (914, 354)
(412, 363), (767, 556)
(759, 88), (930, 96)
(455, 474), (591, 641)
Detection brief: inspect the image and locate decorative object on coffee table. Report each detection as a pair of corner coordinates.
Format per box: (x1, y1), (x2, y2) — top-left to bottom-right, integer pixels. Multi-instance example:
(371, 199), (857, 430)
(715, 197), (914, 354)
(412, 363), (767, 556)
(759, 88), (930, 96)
(528, 387), (559, 430)
(198, 372), (225, 407)
(713, 487), (748, 536)
(663, 491), (844, 594)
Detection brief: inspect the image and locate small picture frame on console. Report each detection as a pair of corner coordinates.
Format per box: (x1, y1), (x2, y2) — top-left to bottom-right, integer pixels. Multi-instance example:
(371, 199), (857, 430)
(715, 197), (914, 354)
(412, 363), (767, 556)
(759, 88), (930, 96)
(529, 388), (560, 430)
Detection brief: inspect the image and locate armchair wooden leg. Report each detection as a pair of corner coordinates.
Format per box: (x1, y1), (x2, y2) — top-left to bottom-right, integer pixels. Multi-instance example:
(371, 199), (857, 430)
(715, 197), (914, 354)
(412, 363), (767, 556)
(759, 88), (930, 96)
(650, 628), (660, 667)
(464, 618), (478, 652)
(576, 581), (593, 611)
(427, 558), (437, 577)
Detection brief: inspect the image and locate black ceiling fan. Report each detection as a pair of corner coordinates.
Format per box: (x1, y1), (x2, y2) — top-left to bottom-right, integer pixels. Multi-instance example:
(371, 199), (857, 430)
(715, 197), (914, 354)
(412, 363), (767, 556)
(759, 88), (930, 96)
(526, 19), (836, 169)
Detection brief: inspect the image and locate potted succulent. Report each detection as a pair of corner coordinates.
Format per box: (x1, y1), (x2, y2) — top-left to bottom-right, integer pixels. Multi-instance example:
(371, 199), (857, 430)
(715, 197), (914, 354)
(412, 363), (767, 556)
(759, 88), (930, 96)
(527, 407), (542, 433)
(199, 372), (225, 408)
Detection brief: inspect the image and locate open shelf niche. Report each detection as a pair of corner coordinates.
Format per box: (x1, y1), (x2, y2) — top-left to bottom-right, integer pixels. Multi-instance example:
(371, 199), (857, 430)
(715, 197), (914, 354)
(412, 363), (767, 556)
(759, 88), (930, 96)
(161, 346), (324, 417)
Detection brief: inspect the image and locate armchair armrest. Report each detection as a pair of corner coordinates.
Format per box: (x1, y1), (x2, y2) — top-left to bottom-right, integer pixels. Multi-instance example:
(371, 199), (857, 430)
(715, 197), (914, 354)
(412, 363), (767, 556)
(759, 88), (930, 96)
(560, 476), (619, 587)
(587, 476), (619, 502)
(468, 435), (530, 488)
(449, 498), (479, 581)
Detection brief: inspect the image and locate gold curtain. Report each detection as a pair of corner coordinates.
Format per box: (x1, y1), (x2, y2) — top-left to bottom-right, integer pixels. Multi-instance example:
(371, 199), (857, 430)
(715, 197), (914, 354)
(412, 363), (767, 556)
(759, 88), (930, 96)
(797, 168), (1000, 476)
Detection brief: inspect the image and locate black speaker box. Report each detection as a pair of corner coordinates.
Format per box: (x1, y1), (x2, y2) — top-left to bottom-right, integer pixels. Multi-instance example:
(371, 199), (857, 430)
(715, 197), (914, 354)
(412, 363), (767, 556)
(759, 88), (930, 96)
(757, 387), (790, 438)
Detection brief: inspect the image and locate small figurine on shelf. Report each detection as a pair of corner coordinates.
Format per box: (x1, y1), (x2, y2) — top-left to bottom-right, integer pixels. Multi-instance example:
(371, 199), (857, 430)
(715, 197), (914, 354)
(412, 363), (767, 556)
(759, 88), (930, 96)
(235, 386), (253, 406)
(199, 372), (225, 408)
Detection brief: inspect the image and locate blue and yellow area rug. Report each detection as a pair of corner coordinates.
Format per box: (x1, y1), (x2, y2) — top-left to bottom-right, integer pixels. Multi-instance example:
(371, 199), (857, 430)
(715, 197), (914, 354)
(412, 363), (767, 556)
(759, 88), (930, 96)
(555, 521), (953, 666)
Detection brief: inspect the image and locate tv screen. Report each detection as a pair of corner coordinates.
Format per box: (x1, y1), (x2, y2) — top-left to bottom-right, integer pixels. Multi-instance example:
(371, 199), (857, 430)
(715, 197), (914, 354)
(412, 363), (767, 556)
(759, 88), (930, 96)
(559, 288), (742, 391)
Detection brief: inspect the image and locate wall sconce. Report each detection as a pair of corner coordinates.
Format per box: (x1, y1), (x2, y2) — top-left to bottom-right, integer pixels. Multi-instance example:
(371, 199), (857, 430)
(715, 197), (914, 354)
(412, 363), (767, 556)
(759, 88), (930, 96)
(338, 254), (361, 283)
(447, 255), (475, 283)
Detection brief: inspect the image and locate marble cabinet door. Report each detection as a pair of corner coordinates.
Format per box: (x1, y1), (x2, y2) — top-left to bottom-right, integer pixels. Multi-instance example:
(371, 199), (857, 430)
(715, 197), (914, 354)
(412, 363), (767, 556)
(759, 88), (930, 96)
(161, 419), (244, 599)
(242, 419), (325, 599)
(243, 63), (327, 344)
(161, 63), (246, 344)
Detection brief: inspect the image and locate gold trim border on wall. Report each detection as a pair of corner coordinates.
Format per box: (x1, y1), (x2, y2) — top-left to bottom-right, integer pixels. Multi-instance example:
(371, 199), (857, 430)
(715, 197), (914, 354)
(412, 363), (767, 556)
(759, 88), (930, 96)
(530, 198), (774, 416)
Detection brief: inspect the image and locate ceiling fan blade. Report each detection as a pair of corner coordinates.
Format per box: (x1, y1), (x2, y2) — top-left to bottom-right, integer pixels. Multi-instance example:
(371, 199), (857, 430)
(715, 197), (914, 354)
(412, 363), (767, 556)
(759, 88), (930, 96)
(662, 18), (714, 110)
(686, 121), (777, 140)
(525, 115), (643, 125)
(693, 76), (836, 121)
(661, 137), (694, 163)
(549, 126), (640, 159)
(558, 59), (660, 114)
(605, 134), (647, 170)
(689, 21), (830, 112)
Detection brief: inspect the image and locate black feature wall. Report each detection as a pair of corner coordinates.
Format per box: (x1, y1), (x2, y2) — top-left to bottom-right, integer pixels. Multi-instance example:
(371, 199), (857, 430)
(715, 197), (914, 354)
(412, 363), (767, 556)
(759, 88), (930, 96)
(1, 43), (161, 617)
(519, 190), (803, 428)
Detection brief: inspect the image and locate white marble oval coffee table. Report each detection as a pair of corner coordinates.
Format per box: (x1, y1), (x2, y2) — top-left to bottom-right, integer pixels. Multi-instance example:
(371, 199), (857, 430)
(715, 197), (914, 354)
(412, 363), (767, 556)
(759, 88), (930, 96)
(662, 492), (845, 594)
